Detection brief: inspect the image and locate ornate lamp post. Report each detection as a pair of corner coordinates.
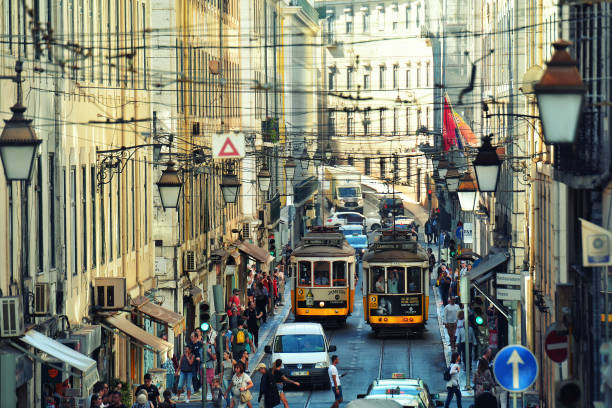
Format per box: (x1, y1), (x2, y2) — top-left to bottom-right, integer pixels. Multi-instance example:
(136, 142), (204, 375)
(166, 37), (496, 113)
(437, 157), (449, 179)
(457, 172), (479, 212)
(284, 158), (297, 181)
(472, 135), (502, 193)
(156, 161), (183, 209)
(257, 164), (272, 193)
(220, 170), (241, 204)
(445, 162), (461, 193)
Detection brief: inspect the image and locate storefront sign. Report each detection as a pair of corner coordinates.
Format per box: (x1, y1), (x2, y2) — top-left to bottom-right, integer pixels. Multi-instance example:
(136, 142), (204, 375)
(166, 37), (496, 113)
(580, 218), (612, 266)
(463, 223), (473, 243)
(497, 273), (521, 287)
(496, 288), (521, 301)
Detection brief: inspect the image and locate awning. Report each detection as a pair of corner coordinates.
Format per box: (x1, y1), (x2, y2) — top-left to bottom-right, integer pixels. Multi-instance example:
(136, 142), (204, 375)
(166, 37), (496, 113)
(20, 330), (99, 389)
(189, 286), (204, 304)
(466, 248), (509, 285)
(105, 315), (173, 354)
(211, 248), (228, 262)
(131, 296), (186, 336)
(456, 249), (481, 261)
(0, 345), (34, 387)
(472, 282), (511, 320)
(294, 176), (319, 207)
(238, 241), (274, 264)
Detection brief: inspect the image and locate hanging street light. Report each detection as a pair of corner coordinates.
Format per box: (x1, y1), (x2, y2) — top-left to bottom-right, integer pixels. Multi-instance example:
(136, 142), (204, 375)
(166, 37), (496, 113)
(533, 40), (586, 144)
(156, 161), (183, 209)
(445, 162), (461, 193)
(437, 157), (449, 179)
(457, 172), (479, 212)
(221, 171), (241, 204)
(257, 164), (272, 192)
(284, 158), (297, 181)
(300, 147), (310, 171)
(472, 135), (502, 193)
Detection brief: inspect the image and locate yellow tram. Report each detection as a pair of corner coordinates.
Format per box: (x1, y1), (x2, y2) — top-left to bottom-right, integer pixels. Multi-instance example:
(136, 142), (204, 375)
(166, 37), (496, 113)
(289, 227), (356, 324)
(362, 230), (430, 335)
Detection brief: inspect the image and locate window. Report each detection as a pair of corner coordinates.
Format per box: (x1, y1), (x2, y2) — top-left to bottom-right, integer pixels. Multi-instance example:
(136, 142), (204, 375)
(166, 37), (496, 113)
(348, 156), (355, 166)
(379, 109), (385, 135)
(273, 335), (325, 353)
(328, 70), (335, 90)
(405, 69), (411, 88)
(371, 266), (385, 292)
(100, 182), (105, 264)
(416, 66), (421, 87)
(298, 261), (311, 286)
(379, 66), (386, 89)
(363, 110), (370, 136)
(393, 66), (399, 89)
(314, 261), (331, 286)
(347, 111), (354, 136)
(63, 168), (67, 274)
(393, 155), (399, 180)
(364, 158), (371, 175)
(406, 267), (422, 292)
(107, 0), (112, 83)
(117, 173), (121, 258)
(426, 62), (431, 87)
(426, 106), (430, 129)
(416, 3), (421, 27)
(387, 267), (405, 293)
(89, 0), (94, 80)
(346, 20), (353, 33)
(392, 4), (399, 31)
(333, 261), (347, 287)
(363, 73), (370, 90)
(393, 108), (399, 135)
(48, 154), (56, 268)
(82, 166), (87, 272)
(328, 110), (336, 137)
(144, 160), (148, 243)
(326, 14), (335, 40)
(131, 162), (135, 250)
(362, 12), (369, 32)
(379, 158), (386, 178)
(405, 107), (411, 134)
(37, 157), (43, 272)
(109, 176), (113, 261)
(70, 167), (77, 275)
(142, 3), (147, 89)
(377, 6), (385, 30)
(406, 158), (412, 184)
(405, 6), (411, 29)
(347, 67), (354, 90)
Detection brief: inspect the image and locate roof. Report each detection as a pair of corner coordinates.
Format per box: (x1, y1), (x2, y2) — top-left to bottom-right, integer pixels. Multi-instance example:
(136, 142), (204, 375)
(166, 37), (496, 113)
(363, 234), (428, 263)
(105, 315), (173, 354)
(292, 230), (355, 257)
(276, 322), (325, 336)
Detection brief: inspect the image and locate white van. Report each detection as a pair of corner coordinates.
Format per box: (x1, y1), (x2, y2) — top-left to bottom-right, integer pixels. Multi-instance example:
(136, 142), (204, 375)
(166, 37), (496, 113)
(264, 322), (337, 388)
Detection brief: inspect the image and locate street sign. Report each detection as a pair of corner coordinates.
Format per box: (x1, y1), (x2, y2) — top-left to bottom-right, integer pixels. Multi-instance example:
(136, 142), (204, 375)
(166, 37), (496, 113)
(579, 218), (612, 266)
(497, 273), (521, 286)
(212, 133), (245, 159)
(496, 288), (521, 301)
(464, 223), (473, 243)
(545, 324), (569, 363)
(493, 345), (538, 392)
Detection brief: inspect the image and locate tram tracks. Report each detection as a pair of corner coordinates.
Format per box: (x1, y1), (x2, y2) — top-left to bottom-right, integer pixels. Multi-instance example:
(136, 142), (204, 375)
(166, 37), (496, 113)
(300, 327), (338, 408)
(378, 336), (413, 379)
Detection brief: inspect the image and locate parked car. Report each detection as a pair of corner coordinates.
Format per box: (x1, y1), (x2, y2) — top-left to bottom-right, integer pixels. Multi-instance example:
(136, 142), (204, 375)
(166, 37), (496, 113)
(340, 225), (369, 259)
(325, 211), (382, 231)
(357, 376), (443, 408)
(264, 323), (337, 388)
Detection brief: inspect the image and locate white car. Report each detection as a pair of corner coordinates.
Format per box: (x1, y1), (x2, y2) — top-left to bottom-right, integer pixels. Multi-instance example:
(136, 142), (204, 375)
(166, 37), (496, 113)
(325, 211), (382, 231)
(264, 322), (337, 388)
(357, 377), (443, 408)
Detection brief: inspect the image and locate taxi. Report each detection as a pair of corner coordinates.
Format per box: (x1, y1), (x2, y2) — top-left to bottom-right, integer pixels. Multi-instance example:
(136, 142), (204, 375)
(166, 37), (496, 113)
(356, 374), (443, 408)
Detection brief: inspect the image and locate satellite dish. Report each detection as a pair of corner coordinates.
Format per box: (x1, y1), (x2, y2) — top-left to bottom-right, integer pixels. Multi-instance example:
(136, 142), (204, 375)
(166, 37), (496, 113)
(520, 65), (544, 97)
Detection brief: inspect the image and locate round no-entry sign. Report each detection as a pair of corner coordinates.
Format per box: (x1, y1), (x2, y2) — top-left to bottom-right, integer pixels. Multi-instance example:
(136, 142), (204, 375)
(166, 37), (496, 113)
(545, 325), (569, 363)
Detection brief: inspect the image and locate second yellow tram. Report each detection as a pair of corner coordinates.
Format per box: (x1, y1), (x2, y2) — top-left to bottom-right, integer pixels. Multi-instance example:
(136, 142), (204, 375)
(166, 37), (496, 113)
(289, 227), (356, 324)
(362, 230), (430, 335)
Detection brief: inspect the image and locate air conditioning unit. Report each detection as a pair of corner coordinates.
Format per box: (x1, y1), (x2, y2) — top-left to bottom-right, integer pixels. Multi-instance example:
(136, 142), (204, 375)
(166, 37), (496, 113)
(93, 278), (127, 310)
(242, 223), (251, 239)
(0, 297), (25, 337)
(184, 250), (196, 271)
(34, 283), (50, 315)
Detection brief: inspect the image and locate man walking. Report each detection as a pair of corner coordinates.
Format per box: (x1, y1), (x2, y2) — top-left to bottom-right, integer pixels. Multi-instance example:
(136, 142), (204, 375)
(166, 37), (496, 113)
(444, 352), (463, 408)
(425, 219), (433, 244)
(443, 296), (461, 350)
(439, 271), (451, 306)
(230, 320), (254, 361)
(328, 355), (342, 408)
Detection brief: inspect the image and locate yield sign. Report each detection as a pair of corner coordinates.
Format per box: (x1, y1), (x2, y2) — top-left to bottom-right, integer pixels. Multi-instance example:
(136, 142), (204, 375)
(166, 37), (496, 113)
(545, 323), (569, 363)
(212, 133), (245, 159)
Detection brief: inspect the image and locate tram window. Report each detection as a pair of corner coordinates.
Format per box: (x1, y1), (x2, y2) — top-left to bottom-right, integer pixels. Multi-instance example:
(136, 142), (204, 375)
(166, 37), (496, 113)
(299, 261), (312, 286)
(406, 267), (421, 292)
(313, 261), (331, 286)
(332, 261), (347, 287)
(387, 267), (405, 294)
(372, 266), (385, 293)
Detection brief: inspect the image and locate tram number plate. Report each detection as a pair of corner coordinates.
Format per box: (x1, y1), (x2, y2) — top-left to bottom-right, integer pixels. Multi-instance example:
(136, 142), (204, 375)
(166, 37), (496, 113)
(291, 371), (309, 376)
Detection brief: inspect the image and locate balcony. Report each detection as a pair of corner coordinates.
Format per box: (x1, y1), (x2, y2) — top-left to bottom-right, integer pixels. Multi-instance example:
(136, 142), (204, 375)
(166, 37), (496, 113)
(290, 0), (319, 25)
(261, 118), (279, 144)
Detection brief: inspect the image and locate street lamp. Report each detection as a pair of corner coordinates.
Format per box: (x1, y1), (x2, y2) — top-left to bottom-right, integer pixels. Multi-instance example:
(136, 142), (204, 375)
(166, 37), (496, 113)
(534, 40), (586, 144)
(221, 171), (241, 204)
(257, 164), (271, 192)
(284, 158), (297, 181)
(300, 147), (310, 171)
(457, 172), (479, 212)
(437, 158), (449, 179)
(472, 135), (502, 193)
(156, 161), (183, 209)
(445, 162), (461, 193)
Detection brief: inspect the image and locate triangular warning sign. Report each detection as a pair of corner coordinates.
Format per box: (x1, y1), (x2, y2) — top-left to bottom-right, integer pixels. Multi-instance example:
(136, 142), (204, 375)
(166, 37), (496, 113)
(218, 137), (239, 157)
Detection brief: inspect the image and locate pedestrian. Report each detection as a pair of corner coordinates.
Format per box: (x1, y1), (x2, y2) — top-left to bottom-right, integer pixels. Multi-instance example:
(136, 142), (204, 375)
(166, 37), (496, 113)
(328, 355), (343, 408)
(135, 374), (161, 408)
(206, 338), (218, 396)
(243, 302), (263, 347)
(231, 320), (254, 361)
(225, 362), (254, 408)
(91, 393), (103, 408)
(162, 352), (175, 396)
(427, 248), (435, 274)
(432, 217), (439, 243)
(443, 297), (461, 350)
(439, 271), (451, 306)
(425, 219), (432, 244)
(254, 282), (269, 323)
(224, 327), (234, 354)
(473, 358), (495, 397)
(271, 359), (300, 408)
(222, 351), (235, 407)
(132, 391), (153, 408)
(228, 289), (243, 330)
(86, 382), (106, 408)
(109, 391), (127, 408)
(257, 363), (281, 408)
(450, 268), (459, 298)
(444, 352), (462, 408)
(176, 345), (196, 403)
(211, 378), (225, 408)
(456, 310), (466, 363)
(189, 331), (203, 392)
(239, 349), (250, 373)
(158, 390), (176, 408)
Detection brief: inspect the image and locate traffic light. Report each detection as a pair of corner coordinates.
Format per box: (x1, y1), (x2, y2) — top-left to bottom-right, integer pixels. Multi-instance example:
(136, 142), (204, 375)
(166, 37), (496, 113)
(268, 234), (276, 257)
(449, 239), (456, 257)
(472, 296), (485, 326)
(199, 302), (211, 333)
(555, 380), (582, 408)
(214, 312), (228, 333)
(427, 189), (432, 199)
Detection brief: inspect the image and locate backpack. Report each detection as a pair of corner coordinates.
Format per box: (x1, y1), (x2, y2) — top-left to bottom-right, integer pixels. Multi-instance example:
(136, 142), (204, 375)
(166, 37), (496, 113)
(236, 329), (246, 344)
(443, 366), (451, 381)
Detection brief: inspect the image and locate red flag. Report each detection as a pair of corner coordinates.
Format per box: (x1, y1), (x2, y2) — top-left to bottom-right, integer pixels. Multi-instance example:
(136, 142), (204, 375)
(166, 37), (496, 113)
(443, 96), (458, 151)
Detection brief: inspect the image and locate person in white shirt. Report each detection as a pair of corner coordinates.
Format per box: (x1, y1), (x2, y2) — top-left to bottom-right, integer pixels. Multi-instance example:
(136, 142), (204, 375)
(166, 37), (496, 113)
(328, 355), (343, 408)
(444, 352), (462, 408)
(443, 296), (461, 350)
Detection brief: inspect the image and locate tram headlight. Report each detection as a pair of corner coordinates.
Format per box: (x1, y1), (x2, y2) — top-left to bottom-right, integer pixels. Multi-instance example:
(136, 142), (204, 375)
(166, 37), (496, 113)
(319, 301), (325, 307)
(315, 361), (329, 369)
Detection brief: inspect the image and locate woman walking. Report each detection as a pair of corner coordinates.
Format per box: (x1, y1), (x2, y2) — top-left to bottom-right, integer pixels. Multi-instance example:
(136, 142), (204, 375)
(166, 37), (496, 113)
(176, 345), (196, 403)
(243, 302), (263, 347)
(473, 358), (495, 397)
(225, 362), (254, 408)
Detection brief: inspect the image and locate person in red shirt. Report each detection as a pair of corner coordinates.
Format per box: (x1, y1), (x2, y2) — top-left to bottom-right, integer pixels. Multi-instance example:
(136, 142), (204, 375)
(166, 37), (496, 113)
(272, 277), (278, 306)
(227, 289), (242, 329)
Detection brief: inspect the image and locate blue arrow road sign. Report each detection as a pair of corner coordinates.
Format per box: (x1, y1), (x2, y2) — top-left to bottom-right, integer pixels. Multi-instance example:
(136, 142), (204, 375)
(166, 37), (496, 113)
(493, 345), (538, 392)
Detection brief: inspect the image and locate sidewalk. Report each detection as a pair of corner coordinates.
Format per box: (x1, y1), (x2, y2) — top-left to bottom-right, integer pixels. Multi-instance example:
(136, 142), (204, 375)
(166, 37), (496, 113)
(186, 285), (292, 404)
